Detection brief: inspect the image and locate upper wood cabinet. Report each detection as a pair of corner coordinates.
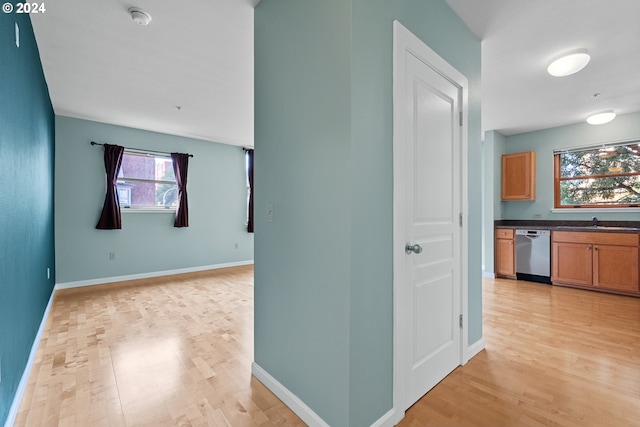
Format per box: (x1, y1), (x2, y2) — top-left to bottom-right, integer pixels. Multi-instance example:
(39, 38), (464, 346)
(502, 151), (536, 201)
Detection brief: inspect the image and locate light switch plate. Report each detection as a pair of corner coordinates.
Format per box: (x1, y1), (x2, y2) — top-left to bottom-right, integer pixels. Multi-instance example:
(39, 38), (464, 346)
(266, 203), (274, 223)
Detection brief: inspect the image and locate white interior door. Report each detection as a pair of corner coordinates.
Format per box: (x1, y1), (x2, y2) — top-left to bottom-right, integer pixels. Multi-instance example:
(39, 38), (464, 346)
(393, 20), (468, 418)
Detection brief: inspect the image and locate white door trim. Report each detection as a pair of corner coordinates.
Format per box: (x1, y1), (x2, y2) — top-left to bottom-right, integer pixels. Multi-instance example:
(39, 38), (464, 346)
(391, 20), (469, 424)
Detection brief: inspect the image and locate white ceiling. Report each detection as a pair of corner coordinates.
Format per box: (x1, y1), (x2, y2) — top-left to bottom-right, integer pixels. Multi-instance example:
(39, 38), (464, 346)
(31, 0), (256, 147)
(446, 0), (640, 135)
(31, 1), (640, 147)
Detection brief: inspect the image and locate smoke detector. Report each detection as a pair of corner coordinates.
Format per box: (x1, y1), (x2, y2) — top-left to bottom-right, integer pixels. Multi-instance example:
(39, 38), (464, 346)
(128, 7), (152, 26)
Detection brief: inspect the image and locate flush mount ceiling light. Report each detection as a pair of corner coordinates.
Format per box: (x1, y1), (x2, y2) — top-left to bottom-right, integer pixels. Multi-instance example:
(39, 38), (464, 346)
(547, 49), (590, 77)
(587, 110), (616, 125)
(128, 7), (152, 25)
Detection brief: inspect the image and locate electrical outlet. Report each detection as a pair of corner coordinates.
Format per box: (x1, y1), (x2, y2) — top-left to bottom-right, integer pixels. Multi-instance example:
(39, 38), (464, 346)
(533, 213), (542, 219)
(109, 252), (116, 260)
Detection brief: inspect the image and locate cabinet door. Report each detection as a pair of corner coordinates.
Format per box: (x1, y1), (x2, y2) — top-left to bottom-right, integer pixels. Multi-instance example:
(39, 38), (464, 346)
(495, 238), (515, 277)
(501, 151), (535, 201)
(593, 245), (639, 292)
(552, 242), (592, 286)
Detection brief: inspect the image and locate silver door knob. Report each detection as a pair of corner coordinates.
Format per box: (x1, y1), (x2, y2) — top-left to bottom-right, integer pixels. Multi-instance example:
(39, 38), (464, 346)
(405, 243), (423, 254)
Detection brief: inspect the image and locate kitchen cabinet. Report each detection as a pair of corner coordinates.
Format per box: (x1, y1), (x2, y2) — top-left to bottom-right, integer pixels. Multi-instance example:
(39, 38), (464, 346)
(552, 231), (639, 293)
(551, 242), (593, 286)
(593, 244), (639, 292)
(501, 151), (536, 201)
(495, 228), (516, 278)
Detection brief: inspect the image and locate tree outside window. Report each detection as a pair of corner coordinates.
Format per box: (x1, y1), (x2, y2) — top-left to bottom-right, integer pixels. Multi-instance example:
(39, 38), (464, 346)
(555, 142), (640, 208)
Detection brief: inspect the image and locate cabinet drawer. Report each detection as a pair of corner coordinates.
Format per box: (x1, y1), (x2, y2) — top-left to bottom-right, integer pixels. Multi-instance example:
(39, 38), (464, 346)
(495, 228), (514, 239)
(552, 231), (639, 246)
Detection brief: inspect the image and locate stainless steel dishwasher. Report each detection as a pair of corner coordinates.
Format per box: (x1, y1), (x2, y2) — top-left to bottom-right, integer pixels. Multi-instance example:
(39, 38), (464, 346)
(515, 229), (551, 283)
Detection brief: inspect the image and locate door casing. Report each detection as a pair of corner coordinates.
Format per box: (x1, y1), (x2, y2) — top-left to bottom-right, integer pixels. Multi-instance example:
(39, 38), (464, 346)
(391, 19), (470, 423)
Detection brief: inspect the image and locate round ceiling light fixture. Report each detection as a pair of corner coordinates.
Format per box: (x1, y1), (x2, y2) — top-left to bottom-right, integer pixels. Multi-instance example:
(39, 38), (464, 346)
(547, 48), (590, 77)
(586, 110), (616, 125)
(128, 7), (152, 26)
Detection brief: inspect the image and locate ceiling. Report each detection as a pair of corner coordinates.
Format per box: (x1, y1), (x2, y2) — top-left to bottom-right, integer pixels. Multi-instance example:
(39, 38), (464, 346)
(31, 0), (257, 147)
(446, 0), (640, 135)
(31, 1), (640, 148)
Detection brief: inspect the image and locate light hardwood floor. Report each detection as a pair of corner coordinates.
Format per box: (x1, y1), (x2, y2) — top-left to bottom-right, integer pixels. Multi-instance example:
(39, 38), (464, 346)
(400, 278), (640, 427)
(15, 268), (640, 426)
(15, 266), (304, 427)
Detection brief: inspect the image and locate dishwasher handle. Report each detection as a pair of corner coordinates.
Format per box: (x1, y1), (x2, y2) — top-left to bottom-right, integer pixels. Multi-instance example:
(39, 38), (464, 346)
(523, 234), (541, 240)
(515, 229), (551, 239)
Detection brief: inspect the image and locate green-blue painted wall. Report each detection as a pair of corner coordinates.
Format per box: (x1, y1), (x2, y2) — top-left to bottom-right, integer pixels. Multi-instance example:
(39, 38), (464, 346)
(255, 1), (481, 425)
(0, 14), (55, 426)
(55, 116), (254, 285)
(254, 1), (352, 424)
(482, 130), (506, 274)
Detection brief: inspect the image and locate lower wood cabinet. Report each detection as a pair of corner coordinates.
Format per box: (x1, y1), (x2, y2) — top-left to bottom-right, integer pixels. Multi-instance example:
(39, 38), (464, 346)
(495, 228), (516, 278)
(552, 242), (593, 286)
(593, 244), (639, 292)
(552, 231), (639, 294)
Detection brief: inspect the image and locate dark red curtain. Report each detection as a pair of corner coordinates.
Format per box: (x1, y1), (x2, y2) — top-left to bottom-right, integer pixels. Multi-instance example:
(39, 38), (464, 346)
(171, 152), (190, 228)
(247, 149), (254, 233)
(96, 144), (125, 229)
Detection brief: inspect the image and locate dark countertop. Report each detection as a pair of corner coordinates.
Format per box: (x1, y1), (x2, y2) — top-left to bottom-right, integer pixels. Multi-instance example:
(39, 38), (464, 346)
(495, 220), (640, 232)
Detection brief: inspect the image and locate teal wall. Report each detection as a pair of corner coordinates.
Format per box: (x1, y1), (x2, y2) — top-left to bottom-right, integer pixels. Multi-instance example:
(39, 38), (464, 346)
(0, 14), (55, 426)
(502, 111), (640, 221)
(55, 116), (254, 284)
(254, 1), (352, 425)
(482, 130), (506, 275)
(255, 1), (481, 425)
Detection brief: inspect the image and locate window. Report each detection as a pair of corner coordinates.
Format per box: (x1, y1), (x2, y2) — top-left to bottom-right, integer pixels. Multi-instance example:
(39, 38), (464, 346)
(554, 141), (640, 208)
(116, 152), (178, 209)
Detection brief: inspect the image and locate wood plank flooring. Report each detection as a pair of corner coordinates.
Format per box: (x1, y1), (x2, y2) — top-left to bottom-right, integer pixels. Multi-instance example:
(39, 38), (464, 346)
(15, 265), (304, 427)
(15, 269), (640, 426)
(399, 278), (640, 427)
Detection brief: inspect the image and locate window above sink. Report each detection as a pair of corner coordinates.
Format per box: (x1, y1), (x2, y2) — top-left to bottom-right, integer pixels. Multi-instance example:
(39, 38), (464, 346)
(554, 140), (640, 209)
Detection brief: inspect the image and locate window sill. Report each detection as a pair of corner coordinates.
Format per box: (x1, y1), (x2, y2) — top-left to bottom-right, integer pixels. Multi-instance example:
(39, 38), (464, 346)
(551, 207), (640, 213)
(121, 208), (176, 214)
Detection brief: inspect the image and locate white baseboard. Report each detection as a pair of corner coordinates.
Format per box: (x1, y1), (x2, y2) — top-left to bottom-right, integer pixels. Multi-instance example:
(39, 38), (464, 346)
(466, 337), (486, 361)
(251, 362), (329, 427)
(4, 290), (55, 427)
(54, 260), (254, 290)
(371, 408), (398, 427)
(482, 271), (496, 278)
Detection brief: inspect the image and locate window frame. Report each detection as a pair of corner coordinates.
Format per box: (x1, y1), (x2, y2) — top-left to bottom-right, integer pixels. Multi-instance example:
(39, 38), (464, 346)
(116, 150), (179, 211)
(554, 141), (640, 209)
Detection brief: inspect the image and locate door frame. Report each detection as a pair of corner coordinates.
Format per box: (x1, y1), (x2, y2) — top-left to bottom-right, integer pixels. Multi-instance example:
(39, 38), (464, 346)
(391, 20), (469, 422)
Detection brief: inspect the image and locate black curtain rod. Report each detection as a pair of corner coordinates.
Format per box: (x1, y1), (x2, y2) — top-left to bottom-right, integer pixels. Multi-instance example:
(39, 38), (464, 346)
(90, 141), (193, 158)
